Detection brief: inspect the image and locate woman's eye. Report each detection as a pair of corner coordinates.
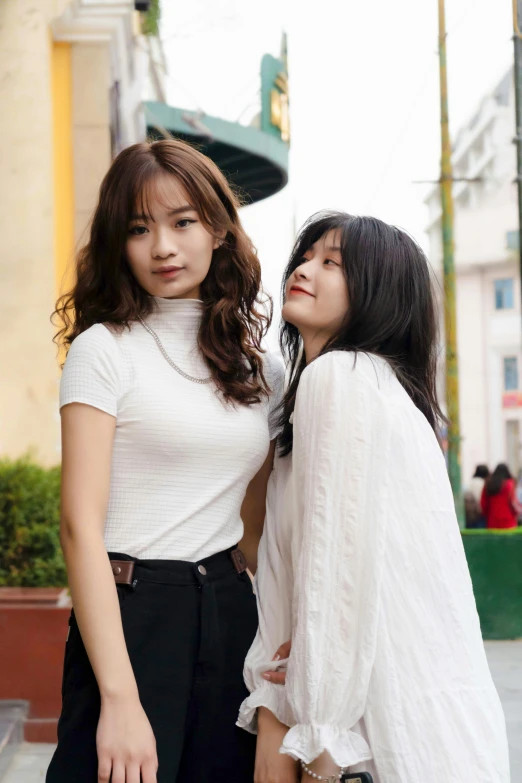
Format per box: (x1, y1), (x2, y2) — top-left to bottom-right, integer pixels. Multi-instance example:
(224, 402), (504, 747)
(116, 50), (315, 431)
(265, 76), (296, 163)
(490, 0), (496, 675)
(324, 258), (339, 266)
(177, 218), (196, 228)
(129, 225), (148, 236)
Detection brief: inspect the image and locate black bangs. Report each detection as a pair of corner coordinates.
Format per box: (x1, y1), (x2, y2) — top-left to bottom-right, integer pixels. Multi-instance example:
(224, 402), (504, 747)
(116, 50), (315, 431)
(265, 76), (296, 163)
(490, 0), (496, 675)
(282, 211), (352, 291)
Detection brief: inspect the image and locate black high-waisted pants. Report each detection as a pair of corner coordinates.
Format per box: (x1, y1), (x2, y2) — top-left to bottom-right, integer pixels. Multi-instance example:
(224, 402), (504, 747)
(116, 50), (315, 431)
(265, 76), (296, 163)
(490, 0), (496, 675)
(46, 547), (258, 783)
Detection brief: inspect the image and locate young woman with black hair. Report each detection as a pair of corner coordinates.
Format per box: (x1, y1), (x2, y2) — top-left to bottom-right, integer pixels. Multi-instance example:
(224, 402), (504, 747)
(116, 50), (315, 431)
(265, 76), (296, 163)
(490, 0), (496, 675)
(238, 212), (509, 783)
(46, 139), (283, 783)
(481, 462), (521, 529)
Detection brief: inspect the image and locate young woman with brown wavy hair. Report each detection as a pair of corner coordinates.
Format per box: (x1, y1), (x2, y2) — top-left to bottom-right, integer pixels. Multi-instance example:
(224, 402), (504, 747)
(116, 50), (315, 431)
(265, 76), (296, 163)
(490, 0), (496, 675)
(46, 139), (283, 783)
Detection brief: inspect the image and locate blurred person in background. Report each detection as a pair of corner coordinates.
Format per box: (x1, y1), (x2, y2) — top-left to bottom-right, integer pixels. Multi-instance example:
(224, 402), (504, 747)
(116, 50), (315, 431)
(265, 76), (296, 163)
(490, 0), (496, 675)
(469, 463), (490, 500)
(481, 462), (521, 530)
(465, 464), (489, 528)
(516, 469), (522, 524)
(464, 490), (482, 529)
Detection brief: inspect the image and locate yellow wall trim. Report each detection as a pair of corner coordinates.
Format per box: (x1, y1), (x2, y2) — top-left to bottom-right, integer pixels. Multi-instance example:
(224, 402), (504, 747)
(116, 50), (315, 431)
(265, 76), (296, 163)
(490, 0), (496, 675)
(51, 41), (74, 302)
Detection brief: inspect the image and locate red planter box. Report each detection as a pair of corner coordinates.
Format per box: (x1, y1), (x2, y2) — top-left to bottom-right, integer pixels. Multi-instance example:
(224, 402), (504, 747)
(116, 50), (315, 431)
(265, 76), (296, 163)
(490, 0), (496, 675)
(0, 588), (71, 742)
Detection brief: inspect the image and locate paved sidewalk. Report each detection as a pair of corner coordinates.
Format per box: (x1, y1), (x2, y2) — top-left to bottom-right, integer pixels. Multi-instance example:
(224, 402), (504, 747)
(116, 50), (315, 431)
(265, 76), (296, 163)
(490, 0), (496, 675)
(3, 743), (54, 783)
(3, 641), (521, 782)
(485, 640), (522, 781)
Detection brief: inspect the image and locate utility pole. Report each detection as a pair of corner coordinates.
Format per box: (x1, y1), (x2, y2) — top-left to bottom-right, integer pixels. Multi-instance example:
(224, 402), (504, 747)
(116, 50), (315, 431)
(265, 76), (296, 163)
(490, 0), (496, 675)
(438, 0), (464, 525)
(513, 0), (522, 319)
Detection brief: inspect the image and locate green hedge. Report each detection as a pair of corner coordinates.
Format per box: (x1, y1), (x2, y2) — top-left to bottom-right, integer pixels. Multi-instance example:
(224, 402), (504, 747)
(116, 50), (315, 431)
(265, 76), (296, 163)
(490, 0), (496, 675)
(462, 531), (522, 639)
(462, 527), (522, 535)
(0, 457), (66, 587)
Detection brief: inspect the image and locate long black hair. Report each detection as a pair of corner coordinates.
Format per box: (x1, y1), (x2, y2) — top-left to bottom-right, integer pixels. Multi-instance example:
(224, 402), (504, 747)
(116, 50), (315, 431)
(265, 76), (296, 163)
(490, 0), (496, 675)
(485, 463), (513, 496)
(278, 211), (445, 455)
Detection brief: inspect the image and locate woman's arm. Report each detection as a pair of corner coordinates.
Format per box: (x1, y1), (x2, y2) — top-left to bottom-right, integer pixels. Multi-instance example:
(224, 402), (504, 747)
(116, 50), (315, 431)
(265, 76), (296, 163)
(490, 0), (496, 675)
(240, 440), (277, 574)
(281, 353), (391, 773)
(61, 403), (157, 783)
(241, 353), (285, 574)
(255, 707), (299, 783)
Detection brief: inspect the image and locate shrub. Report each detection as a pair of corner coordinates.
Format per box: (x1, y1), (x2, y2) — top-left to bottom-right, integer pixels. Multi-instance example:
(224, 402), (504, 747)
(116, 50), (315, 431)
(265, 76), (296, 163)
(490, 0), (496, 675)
(0, 457), (66, 587)
(141, 0), (161, 37)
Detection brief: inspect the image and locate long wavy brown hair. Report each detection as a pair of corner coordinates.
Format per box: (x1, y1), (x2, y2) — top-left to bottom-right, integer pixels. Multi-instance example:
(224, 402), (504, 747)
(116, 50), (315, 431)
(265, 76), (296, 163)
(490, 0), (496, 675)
(53, 139), (272, 405)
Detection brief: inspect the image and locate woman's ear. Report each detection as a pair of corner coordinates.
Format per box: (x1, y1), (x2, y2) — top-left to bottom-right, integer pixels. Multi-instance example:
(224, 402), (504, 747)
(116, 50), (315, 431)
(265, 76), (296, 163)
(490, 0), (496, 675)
(212, 229), (228, 250)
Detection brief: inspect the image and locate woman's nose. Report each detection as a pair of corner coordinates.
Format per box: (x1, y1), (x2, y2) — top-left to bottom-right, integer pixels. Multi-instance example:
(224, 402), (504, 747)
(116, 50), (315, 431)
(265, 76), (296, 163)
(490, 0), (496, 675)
(296, 262), (311, 279)
(152, 229), (178, 259)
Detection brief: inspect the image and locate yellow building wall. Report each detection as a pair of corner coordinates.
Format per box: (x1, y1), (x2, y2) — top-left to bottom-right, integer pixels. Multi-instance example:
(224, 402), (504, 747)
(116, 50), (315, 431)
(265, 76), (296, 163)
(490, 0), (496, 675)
(52, 41), (75, 300)
(71, 43), (112, 245)
(0, 2), (115, 464)
(0, 0), (67, 465)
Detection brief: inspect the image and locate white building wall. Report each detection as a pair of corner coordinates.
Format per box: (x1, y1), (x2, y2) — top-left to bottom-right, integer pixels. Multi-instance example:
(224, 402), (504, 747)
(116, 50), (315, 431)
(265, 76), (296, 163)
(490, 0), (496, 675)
(486, 263), (522, 471)
(425, 69), (522, 489)
(455, 270), (489, 482)
(110, 17), (148, 152)
(454, 198), (517, 268)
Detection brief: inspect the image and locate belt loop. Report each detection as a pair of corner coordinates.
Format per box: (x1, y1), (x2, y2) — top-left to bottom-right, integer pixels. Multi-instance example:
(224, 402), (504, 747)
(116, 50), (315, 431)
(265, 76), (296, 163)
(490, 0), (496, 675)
(110, 559), (135, 585)
(230, 548), (248, 574)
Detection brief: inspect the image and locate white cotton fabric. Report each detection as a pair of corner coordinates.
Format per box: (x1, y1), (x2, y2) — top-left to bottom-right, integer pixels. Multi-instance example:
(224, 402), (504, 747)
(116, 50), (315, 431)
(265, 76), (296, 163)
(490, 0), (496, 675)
(59, 296), (284, 561)
(238, 351), (510, 782)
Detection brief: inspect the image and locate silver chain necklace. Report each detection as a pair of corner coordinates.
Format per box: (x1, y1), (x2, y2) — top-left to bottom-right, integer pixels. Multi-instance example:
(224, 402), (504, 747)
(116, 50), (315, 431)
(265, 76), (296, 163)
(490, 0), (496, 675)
(137, 316), (213, 385)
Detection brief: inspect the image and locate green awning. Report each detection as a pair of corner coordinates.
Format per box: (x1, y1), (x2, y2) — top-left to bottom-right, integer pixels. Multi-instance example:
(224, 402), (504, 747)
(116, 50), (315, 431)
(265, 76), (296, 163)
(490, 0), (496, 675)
(144, 101), (289, 204)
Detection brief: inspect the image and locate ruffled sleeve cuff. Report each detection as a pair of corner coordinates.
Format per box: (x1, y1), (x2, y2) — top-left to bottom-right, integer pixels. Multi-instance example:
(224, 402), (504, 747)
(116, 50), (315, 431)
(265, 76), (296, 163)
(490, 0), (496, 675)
(236, 681), (294, 735)
(280, 723), (373, 767)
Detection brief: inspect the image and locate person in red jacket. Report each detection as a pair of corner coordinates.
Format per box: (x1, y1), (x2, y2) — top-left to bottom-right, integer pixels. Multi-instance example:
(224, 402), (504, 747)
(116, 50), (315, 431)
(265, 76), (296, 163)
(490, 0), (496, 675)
(481, 463), (522, 529)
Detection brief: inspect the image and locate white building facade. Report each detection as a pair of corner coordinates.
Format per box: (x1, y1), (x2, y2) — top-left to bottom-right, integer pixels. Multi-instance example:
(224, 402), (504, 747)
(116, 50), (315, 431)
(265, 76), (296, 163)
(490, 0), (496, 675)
(425, 69), (522, 490)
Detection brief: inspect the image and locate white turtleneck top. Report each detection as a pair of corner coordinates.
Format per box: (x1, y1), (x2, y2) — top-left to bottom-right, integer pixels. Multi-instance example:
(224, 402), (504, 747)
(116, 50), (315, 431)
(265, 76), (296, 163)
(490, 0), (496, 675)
(59, 297), (284, 561)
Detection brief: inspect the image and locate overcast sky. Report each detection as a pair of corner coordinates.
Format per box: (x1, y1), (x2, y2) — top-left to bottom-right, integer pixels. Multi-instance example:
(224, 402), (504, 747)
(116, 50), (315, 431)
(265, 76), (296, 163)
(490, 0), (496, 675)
(161, 0), (513, 347)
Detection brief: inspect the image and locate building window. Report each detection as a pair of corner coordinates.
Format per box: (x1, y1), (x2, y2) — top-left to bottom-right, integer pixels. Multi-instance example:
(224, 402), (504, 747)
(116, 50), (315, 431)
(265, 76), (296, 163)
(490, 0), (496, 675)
(504, 357), (519, 391)
(495, 278), (514, 309)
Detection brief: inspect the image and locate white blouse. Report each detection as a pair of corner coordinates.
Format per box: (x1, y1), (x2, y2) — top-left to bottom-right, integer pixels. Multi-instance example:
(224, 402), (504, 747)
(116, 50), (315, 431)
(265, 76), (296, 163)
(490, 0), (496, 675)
(60, 297), (284, 561)
(238, 351), (510, 782)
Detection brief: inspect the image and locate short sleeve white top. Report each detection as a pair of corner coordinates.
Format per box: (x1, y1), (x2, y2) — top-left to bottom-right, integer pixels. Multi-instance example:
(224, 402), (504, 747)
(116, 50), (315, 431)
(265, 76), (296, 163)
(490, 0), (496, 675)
(59, 297), (284, 561)
(238, 351), (509, 783)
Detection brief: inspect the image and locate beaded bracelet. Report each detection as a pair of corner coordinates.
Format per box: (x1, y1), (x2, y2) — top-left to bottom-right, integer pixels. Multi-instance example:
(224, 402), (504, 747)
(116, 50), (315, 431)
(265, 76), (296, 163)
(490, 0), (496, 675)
(300, 759), (348, 781)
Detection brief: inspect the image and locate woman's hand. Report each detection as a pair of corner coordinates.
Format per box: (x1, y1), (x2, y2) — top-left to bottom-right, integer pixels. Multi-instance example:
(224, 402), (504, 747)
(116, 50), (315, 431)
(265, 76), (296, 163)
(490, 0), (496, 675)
(96, 692), (158, 783)
(254, 707), (299, 783)
(262, 640), (291, 685)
